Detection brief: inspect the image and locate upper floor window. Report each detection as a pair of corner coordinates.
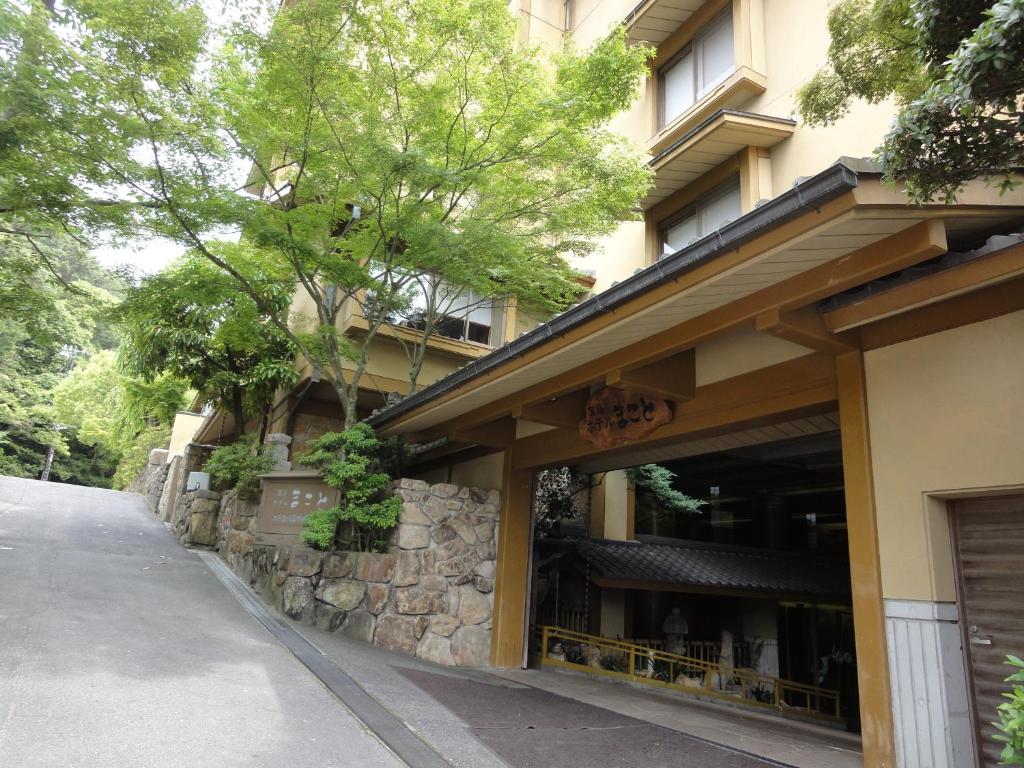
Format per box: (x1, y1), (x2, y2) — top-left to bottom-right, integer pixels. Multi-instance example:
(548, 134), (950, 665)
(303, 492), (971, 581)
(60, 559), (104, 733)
(375, 274), (505, 347)
(660, 179), (741, 258)
(659, 8), (734, 128)
(433, 289), (503, 346)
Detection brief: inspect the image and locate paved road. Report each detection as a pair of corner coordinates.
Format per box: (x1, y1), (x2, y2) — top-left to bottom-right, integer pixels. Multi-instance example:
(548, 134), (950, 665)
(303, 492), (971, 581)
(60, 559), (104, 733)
(0, 476), (403, 768)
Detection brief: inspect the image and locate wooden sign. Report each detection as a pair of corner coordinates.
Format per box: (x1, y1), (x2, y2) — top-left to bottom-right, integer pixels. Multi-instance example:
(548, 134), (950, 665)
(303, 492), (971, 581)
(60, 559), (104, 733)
(578, 387), (673, 449)
(256, 472), (338, 540)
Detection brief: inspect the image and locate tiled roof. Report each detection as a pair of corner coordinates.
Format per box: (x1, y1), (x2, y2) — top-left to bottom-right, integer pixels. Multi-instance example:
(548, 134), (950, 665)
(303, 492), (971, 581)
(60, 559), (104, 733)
(574, 537), (851, 598)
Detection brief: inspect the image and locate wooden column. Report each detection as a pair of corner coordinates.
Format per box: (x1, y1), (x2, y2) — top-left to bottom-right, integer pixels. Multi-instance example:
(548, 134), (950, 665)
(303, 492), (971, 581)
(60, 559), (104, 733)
(490, 449), (534, 667)
(836, 351), (896, 767)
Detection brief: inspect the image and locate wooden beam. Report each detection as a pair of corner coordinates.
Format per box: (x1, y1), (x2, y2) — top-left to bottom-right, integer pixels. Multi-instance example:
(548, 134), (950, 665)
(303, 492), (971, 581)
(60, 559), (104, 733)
(452, 417), (517, 448)
(510, 353), (837, 470)
(860, 273), (1024, 351)
(836, 351), (896, 768)
(412, 219), (945, 438)
(512, 389), (590, 430)
(606, 349), (696, 401)
(824, 241), (1024, 332)
(755, 306), (858, 355)
(490, 453), (533, 668)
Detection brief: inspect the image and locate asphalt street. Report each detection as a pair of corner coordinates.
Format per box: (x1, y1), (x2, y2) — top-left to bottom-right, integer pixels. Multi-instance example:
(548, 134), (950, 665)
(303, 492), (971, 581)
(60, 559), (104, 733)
(0, 476), (403, 768)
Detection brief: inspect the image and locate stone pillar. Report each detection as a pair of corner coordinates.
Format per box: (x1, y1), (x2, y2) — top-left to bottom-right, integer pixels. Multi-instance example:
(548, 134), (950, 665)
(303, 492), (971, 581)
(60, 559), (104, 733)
(264, 432), (292, 471)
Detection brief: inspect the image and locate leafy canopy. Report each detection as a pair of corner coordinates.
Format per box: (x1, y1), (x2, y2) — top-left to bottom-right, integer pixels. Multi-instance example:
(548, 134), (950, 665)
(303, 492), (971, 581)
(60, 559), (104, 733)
(0, 234), (175, 486)
(50, 350), (192, 488)
(1, 0), (653, 424)
(114, 250), (297, 434)
(798, 0), (1024, 202)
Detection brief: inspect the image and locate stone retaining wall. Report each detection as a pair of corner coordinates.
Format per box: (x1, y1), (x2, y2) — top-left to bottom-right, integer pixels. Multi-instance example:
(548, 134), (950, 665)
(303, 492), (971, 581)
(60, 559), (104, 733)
(219, 478), (501, 667)
(133, 449), (169, 511)
(171, 488), (222, 547)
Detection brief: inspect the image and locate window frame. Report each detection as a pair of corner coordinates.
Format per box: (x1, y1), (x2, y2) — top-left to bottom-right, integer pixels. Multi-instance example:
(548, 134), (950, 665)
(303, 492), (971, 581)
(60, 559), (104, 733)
(657, 6), (735, 130)
(395, 275), (504, 348)
(658, 177), (742, 259)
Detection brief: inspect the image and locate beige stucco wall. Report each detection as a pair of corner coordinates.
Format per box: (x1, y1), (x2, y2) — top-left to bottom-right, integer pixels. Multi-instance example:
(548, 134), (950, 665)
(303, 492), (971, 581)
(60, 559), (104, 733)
(451, 452), (505, 491)
(412, 451), (505, 490)
(750, 0), (897, 196)
(866, 310), (1024, 602)
(167, 412), (206, 459)
(526, 0), (900, 290)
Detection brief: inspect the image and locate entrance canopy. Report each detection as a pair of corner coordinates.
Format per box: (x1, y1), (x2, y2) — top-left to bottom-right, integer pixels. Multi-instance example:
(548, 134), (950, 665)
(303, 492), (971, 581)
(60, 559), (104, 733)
(368, 160), (1024, 470)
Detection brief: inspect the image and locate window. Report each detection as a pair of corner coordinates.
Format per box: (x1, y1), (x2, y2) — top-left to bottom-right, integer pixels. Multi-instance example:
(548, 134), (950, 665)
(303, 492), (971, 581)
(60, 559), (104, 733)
(385, 275), (504, 347)
(660, 180), (741, 258)
(433, 288), (503, 346)
(659, 8), (734, 127)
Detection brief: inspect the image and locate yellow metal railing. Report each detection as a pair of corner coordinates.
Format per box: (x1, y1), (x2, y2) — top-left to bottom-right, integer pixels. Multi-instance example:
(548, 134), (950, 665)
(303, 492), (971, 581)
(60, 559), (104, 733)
(538, 625), (841, 722)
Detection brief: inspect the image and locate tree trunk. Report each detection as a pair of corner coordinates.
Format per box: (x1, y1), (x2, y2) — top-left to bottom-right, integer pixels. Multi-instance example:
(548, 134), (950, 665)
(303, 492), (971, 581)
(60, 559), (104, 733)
(232, 387), (246, 438)
(39, 445), (55, 482)
(343, 388), (359, 429)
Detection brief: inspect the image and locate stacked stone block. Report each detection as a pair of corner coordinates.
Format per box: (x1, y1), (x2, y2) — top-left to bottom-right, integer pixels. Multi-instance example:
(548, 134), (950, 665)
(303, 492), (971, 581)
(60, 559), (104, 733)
(172, 489), (222, 548)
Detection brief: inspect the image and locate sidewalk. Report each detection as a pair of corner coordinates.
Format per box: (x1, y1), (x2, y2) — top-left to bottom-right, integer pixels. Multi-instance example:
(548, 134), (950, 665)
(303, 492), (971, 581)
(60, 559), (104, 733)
(290, 618), (862, 768)
(490, 667), (863, 768)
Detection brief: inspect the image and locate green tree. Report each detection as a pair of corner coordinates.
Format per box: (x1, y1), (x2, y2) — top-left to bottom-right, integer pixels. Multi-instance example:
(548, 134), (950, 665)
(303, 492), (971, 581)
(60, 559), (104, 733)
(296, 424), (402, 551)
(50, 350), (191, 488)
(798, 0), (1024, 202)
(114, 250), (297, 437)
(2, 0), (652, 423)
(0, 235), (128, 484)
(627, 464), (705, 515)
(627, 464), (705, 536)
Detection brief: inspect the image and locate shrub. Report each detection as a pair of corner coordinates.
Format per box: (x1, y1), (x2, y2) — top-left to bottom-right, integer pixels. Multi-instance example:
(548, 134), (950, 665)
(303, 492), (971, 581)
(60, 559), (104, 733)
(204, 438), (272, 500)
(994, 655), (1024, 765)
(296, 423), (402, 551)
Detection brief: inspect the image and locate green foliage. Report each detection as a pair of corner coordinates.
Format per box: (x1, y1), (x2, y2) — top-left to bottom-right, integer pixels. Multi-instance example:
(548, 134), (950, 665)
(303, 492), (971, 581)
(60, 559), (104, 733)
(297, 424), (402, 551)
(114, 250), (297, 435)
(995, 654), (1024, 765)
(110, 424), (172, 491)
(798, 0), (1024, 202)
(204, 438), (273, 500)
(50, 350), (191, 489)
(797, 0), (925, 127)
(0, 235), (137, 485)
(1, 0), (653, 423)
(51, 351), (124, 455)
(627, 464), (706, 516)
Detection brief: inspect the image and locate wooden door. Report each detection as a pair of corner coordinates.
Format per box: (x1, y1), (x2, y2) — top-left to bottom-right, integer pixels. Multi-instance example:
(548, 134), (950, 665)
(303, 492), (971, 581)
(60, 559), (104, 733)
(952, 495), (1024, 767)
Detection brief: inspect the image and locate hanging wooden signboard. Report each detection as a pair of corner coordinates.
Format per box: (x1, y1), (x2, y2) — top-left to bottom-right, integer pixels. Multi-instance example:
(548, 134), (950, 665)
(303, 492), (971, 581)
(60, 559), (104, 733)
(578, 387), (673, 449)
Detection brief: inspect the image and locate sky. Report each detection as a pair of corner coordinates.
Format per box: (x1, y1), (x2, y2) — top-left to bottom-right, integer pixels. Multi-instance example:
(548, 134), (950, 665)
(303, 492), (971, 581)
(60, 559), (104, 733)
(91, 237), (188, 274)
(87, 0), (265, 275)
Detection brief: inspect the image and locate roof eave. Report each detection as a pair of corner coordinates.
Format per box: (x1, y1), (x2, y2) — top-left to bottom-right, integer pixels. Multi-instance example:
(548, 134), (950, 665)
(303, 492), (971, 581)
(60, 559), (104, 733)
(367, 160), (863, 430)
